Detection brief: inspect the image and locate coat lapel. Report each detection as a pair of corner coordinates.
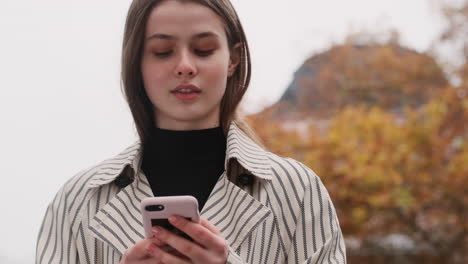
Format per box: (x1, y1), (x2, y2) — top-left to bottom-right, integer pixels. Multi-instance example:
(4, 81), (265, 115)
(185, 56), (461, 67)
(87, 122), (274, 255)
(89, 172), (153, 255)
(202, 122), (274, 251)
(201, 172), (272, 251)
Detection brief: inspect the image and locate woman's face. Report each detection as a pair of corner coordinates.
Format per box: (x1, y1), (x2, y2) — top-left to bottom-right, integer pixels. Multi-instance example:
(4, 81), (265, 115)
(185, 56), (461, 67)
(141, 0), (239, 130)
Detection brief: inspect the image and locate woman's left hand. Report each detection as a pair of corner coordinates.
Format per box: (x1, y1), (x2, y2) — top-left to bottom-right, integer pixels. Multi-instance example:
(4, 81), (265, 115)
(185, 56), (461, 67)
(148, 216), (228, 264)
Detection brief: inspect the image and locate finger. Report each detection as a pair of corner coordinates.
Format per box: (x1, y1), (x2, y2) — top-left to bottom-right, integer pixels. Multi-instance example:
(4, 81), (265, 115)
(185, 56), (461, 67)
(148, 244), (191, 264)
(150, 236), (167, 247)
(123, 239), (158, 261)
(169, 216), (226, 254)
(153, 226), (208, 262)
(123, 242), (150, 261)
(200, 217), (221, 235)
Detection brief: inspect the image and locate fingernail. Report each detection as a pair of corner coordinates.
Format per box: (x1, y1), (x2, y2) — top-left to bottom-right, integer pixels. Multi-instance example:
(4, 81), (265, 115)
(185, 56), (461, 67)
(152, 226), (162, 236)
(146, 244), (155, 255)
(169, 216), (178, 224)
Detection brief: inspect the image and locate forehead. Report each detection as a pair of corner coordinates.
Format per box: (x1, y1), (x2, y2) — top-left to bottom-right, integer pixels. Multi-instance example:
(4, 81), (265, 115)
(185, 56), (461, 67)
(145, 0), (226, 40)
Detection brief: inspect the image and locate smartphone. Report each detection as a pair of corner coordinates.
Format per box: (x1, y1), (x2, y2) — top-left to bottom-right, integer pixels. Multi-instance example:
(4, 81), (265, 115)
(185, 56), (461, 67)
(140, 196), (200, 242)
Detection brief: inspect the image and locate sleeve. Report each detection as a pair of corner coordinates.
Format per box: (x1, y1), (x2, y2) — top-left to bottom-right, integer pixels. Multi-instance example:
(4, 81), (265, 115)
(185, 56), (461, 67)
(36, 187), (80, 264)
(286, 169), (347, 264)
(227, 168), (346, 264)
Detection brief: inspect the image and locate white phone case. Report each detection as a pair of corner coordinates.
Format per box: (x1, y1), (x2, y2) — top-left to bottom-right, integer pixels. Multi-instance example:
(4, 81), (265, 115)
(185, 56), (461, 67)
(140, 196), (200, 239)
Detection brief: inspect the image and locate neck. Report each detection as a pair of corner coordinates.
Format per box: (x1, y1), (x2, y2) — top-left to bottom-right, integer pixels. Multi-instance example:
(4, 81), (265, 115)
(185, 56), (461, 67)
(154, 113), (220, 131)
(144, 126), (227, 160)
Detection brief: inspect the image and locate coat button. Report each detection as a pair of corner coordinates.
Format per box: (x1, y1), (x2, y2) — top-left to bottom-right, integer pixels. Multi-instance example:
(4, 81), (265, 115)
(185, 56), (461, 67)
(238, 173), (253, 186)
(114, 174), (133, 188)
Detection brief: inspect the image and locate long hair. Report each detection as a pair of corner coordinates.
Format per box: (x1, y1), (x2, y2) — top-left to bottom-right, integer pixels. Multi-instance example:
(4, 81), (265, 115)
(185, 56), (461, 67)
(121, 0), (263, 147)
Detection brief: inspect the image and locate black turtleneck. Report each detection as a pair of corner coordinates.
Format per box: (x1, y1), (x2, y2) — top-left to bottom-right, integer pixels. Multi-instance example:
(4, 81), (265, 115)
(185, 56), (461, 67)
(141, 126), (227, 210)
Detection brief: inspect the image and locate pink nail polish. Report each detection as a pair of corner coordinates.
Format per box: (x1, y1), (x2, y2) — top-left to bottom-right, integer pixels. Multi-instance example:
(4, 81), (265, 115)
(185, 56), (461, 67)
(169, 216), (178, 224)
(146, 244), (155, 255)
(152, 226), (162, 236)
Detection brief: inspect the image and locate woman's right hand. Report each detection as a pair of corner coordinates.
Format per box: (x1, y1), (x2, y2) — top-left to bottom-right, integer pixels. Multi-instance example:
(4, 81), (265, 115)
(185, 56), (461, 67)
(120, 237), (165, 264)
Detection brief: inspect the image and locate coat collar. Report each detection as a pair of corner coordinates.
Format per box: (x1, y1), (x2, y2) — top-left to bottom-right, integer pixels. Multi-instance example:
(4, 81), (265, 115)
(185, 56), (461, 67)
(87, 122), (273, 256)
(87, 121), (272, 189)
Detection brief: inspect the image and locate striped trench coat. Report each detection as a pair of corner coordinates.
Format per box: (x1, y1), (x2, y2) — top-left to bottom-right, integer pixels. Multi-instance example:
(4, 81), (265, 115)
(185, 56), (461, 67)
(36, 122), (346, 263)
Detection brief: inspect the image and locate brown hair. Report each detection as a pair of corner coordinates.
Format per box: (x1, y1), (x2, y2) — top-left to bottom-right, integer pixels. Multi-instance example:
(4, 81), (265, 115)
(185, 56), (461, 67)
(121, 0), (263, 147)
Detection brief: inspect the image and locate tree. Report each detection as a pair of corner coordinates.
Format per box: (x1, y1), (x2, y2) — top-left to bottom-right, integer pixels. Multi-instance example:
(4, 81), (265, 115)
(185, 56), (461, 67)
(246, 2), (468, 262)
(431, 0), (468, 86)
(248, 86), (468, 263)
(267, 40), (447, 121)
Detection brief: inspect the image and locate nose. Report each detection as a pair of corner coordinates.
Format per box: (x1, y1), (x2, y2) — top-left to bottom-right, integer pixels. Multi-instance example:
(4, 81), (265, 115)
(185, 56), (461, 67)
(174, 49), (197, 78)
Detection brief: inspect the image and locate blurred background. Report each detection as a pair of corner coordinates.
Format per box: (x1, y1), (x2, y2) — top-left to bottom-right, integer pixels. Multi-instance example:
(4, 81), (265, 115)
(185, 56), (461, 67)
(0, 0), (467, 263)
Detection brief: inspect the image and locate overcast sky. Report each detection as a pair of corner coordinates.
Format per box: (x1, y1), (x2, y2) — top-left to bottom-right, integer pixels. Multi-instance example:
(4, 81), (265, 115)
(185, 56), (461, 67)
(0, 0), (447, 262)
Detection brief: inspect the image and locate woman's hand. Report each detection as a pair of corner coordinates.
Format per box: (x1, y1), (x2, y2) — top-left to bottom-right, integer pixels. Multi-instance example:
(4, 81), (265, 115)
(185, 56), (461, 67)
(120, 216), (228, 264)
(120, 236), (166, 264)
(150, 215), (228, 264)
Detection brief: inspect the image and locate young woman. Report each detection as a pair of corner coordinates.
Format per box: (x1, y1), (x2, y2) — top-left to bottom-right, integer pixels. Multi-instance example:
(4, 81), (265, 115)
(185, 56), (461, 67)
(36, 0), (346, 263)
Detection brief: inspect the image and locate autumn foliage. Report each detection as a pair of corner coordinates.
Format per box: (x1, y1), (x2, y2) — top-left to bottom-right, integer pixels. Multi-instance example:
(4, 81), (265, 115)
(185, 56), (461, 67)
(247, 86), (468, 263)
(272, 41), (448, 121)
(245, 1), (468, 262)
(246, 3), (468, 259)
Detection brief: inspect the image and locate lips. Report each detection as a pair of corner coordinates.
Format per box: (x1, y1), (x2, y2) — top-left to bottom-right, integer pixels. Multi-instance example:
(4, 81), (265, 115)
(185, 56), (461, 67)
(171, 84), (202, 94)
(171, 84), (201, 101)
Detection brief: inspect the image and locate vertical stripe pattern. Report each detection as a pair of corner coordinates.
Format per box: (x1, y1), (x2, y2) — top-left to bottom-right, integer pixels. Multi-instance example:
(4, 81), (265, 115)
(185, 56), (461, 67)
(36, 122), (346, 263)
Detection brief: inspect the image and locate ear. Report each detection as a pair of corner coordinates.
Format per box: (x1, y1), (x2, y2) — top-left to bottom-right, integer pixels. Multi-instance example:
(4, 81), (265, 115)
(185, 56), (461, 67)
(228, 43), (242, 77)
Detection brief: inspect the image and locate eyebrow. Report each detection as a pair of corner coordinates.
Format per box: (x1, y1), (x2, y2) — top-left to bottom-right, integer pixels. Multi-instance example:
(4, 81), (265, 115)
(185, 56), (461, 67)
(146, 31), (219, 41)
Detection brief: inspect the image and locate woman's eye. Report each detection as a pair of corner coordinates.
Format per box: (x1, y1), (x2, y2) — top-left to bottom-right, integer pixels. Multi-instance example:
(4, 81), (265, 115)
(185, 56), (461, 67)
(152, 49), (214, 58)
(195, 49), (214, 56)
(153, 51), (172, 57)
